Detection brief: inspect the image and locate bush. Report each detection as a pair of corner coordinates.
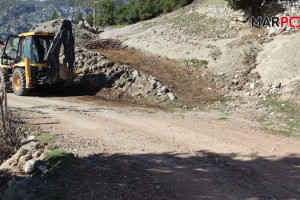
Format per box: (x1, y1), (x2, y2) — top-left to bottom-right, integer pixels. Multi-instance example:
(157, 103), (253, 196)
(225, 0), (270, 17)
(49, 10), (59, 21)
(73, 12), (83, 21)
(178, 0), (194, 7)
(139, 0), (155, 20)
(98, 0), (116, 26)
(162, 0), (176, 13)
(85, 13), (93, 26)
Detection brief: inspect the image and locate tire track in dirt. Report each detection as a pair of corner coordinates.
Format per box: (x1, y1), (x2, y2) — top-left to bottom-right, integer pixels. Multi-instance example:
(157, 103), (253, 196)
(8, 94), (300, 199)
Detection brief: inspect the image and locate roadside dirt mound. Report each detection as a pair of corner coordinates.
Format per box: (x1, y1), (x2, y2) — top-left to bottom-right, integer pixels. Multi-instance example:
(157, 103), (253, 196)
(98, 48), (218, 108)
(74, 49), (177, 107)
(84, 39), (124, 50)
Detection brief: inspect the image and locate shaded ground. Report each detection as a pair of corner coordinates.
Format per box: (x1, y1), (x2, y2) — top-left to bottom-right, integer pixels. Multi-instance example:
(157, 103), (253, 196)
(98, 48), (218, 108)
(5, 151), (300, 199)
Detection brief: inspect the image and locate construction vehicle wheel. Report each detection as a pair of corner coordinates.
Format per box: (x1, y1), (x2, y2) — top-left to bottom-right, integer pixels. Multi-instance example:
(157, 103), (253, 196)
(0, 68), (9, 92)
(12, 68), (28, 96)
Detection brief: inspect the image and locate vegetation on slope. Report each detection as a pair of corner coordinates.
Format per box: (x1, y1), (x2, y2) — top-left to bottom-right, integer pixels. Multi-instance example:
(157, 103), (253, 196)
(86, 0), (194, 27)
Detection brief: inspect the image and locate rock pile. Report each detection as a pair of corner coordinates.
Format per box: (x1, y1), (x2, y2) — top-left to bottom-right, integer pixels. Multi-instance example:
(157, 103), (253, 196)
(0, 136), (47, 174)
(77, 20), (102, 34)
(84, 39), (123, 50)
(75, 48), (177, 103)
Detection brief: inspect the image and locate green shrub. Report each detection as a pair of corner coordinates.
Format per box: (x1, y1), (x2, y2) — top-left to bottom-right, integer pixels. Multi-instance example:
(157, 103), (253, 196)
(49, 10), (59, 21)
(73, 12), (83, 21)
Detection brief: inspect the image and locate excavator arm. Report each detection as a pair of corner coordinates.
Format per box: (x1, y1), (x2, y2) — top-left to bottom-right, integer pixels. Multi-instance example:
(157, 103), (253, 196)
(45, 20), (75, 82)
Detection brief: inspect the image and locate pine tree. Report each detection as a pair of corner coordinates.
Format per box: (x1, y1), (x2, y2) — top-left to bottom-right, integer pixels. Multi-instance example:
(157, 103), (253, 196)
(139, 0), (155, 21)
(98, 0), (116, 26)
(162, 0), (176, 13)
(225, 0), (268, 17)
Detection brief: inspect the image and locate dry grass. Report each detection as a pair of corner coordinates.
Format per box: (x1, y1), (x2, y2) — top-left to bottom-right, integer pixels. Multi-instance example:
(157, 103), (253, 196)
(0, 109), (27, 164)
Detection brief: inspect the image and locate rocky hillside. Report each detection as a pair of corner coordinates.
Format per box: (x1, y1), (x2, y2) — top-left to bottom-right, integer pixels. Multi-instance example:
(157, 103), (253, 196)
(0, 0), (90, 40)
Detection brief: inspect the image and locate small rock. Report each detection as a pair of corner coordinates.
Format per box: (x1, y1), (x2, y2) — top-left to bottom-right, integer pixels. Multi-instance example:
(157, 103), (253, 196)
(160, 86), (169, 93)
(23, 160), (37, 173)
(237, 16), (247, 23)
(132, 70), (140, 79)
(232, 79), (239, 85)
(272, 82), (281, 89)
(78, 21), (84, 29)
(149, 79), (157, 89)
(32, 150), (43, 158)
(34, 160), (48, 174)
(133, 91), (142, 97)
(272, 147), (276, 151)
(167, 92), (176, 101)
(156, 82), (162, 89)
(97, 59), (114, 68)
(18, 148), (28, 157)
(275, 82), (281, 89)
(18, 155), (32, 167)
(27, 135), (35, 141)
(249, 83), (256, 89)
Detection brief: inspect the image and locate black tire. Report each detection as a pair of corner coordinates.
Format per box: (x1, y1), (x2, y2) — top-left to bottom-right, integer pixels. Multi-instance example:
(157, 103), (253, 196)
(12, 68), (28, 96)
(0, 68), (9, 92)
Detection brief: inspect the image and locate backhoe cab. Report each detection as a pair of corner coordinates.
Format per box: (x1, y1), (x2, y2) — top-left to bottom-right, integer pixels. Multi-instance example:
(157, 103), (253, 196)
(0, 20), (75, 96)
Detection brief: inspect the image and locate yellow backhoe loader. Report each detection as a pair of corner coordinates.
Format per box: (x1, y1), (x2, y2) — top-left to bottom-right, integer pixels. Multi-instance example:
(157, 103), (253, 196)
(0, 20), (75, 96)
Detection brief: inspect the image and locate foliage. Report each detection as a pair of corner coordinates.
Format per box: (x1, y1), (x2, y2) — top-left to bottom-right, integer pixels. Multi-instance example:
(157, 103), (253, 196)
(90, 0), (194, 27)
(73, 11), (83, 21)
(162, 0), (176, 13)
(98, 0), (116, 26)
(139, 0), (155, 21)
(45, 148), (75, 172)
(36, 132), (57, 146)
(49, 10), (60, 20)
(0, 0), (193, 27)
(224, 0), (275, 17)
(85, 13), (94, 26)
(225, 0), (262, 10)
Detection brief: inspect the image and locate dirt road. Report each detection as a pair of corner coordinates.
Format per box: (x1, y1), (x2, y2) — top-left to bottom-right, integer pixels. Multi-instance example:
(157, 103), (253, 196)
(8, 94), (300, 199)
